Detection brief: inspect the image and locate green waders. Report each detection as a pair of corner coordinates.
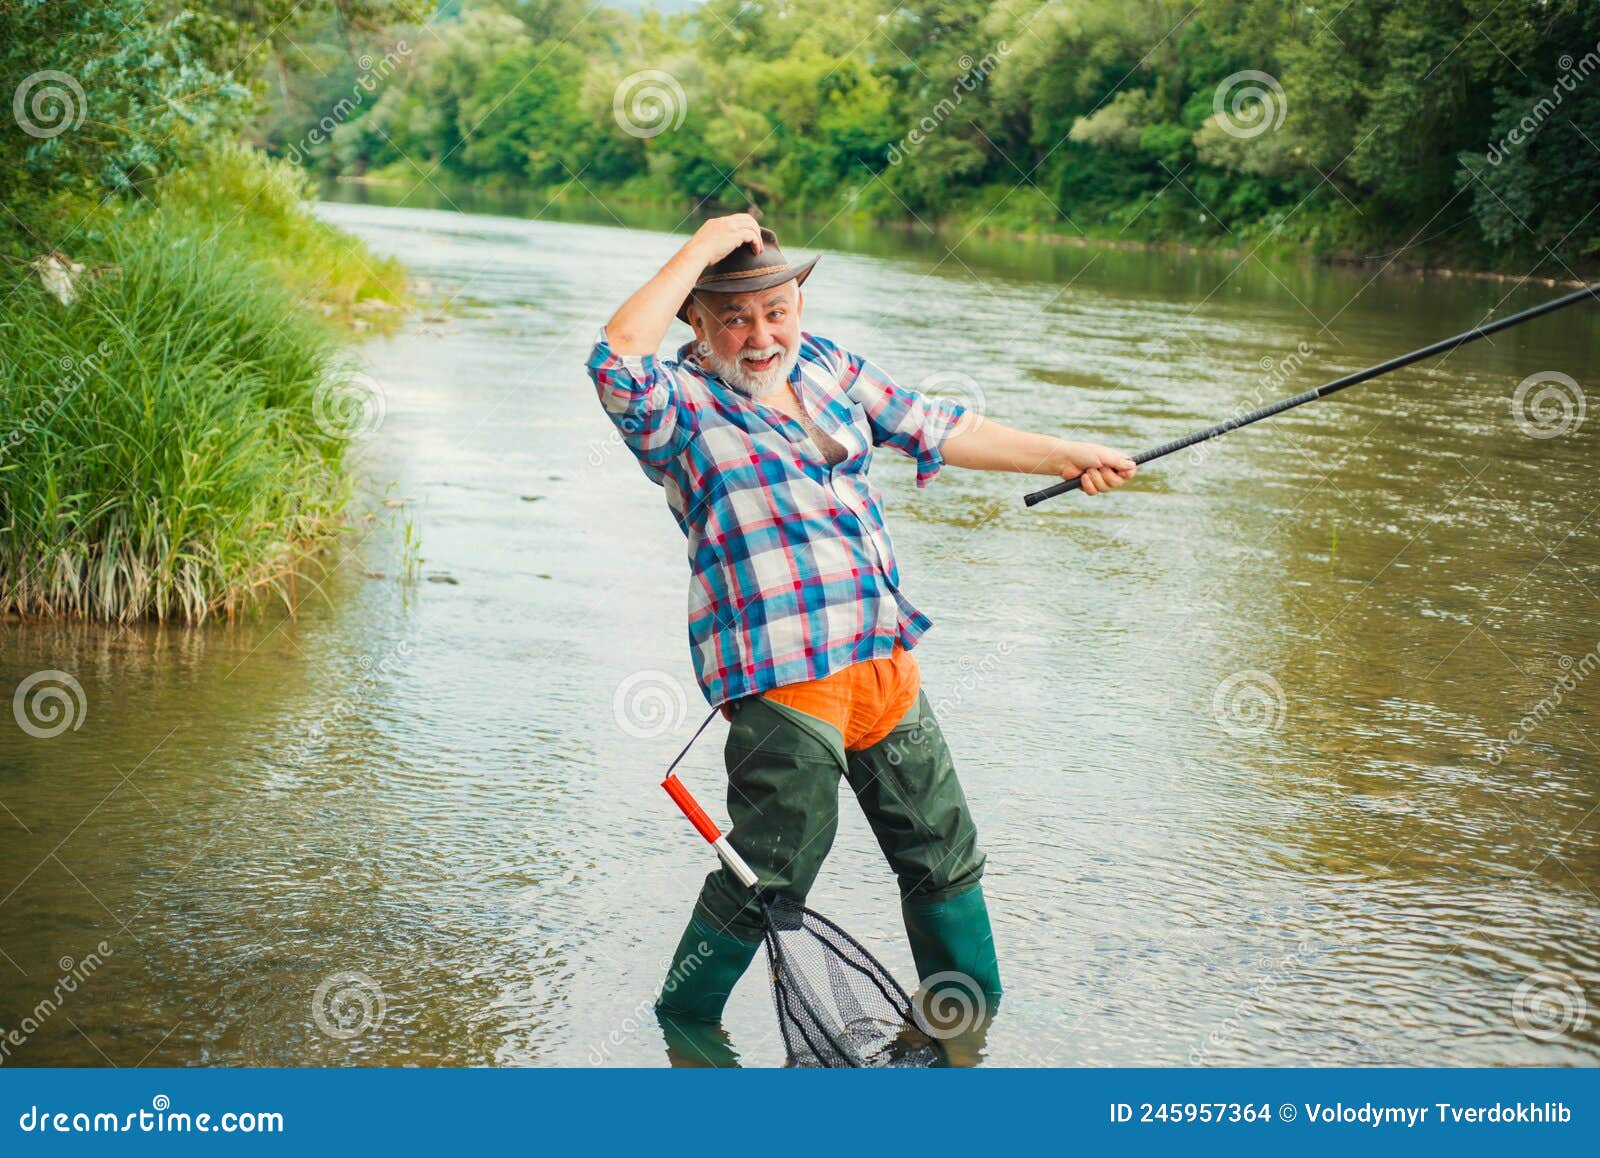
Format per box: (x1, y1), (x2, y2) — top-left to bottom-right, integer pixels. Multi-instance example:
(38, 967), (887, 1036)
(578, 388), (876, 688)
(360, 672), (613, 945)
(655, 688), (1002, 1022)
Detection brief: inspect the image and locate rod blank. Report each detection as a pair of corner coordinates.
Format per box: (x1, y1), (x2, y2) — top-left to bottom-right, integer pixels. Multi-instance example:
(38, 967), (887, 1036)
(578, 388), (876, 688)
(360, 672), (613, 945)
(1024, 284), (1600, 507)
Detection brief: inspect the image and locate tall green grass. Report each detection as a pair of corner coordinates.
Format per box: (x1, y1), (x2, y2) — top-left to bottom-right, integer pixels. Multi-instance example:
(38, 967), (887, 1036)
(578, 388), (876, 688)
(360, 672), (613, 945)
(0, 147), (401, 622)
(158, 144), (407, 327)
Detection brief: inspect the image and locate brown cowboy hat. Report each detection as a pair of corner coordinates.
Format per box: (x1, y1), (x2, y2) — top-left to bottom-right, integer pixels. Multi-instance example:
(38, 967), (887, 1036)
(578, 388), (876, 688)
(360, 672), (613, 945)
(676, 226), (819, 324)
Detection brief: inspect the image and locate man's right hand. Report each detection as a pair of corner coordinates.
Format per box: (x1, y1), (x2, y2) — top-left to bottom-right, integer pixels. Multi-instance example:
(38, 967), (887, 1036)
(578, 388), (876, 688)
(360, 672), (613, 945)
(603, 215), (763, 356)
(688, 214), (763, 267)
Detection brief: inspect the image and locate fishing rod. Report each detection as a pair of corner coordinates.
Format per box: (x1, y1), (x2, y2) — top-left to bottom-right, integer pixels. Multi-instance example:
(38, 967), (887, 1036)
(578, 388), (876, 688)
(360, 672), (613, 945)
(1023, 283), (1600, 507)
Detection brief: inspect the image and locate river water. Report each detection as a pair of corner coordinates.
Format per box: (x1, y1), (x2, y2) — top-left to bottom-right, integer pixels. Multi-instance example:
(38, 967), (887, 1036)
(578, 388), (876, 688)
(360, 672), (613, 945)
(2, 190), (1597, 1067)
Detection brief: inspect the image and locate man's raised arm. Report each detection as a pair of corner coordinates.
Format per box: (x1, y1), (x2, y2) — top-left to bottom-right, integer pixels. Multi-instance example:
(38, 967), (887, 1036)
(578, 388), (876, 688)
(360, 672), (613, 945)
(605, 214), (765, 354)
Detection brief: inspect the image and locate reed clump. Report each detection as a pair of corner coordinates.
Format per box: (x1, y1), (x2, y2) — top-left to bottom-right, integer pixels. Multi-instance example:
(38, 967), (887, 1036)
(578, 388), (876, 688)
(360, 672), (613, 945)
(0, 147), (404, 622)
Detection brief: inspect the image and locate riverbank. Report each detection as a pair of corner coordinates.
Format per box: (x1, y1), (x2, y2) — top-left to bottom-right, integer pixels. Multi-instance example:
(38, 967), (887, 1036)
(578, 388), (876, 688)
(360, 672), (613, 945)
(947, 222), (1592, 289)
(334, 170), (1591, 288)
(0, 147), (407, 622)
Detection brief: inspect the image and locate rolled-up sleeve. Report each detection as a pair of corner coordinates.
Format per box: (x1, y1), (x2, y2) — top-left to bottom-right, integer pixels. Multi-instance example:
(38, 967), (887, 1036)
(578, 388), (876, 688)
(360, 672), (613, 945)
(585, 326), (696, 474)
(839, 349), (967, 487)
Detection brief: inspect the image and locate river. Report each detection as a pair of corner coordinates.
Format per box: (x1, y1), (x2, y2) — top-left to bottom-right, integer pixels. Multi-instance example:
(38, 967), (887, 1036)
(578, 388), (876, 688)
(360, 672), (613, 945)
(1, 188), (1596, 1067)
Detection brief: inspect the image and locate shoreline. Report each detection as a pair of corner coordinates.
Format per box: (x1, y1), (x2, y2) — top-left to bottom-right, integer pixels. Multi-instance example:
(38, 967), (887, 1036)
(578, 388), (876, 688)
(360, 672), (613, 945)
(329, 171), (1591, 290)
(951, 222), (1590, 290)
(827, 206), (1593, 290)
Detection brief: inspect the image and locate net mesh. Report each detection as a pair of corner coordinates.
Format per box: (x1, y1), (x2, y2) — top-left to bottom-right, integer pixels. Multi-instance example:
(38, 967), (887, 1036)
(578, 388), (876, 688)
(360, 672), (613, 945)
(762, 896), (944, 1068)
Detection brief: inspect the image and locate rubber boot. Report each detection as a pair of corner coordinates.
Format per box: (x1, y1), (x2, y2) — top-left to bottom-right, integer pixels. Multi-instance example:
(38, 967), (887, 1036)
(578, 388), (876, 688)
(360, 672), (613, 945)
(654, 913), (762, 1022)
(902, 884), (1002, 998)
(655, 1009), (742, 1068)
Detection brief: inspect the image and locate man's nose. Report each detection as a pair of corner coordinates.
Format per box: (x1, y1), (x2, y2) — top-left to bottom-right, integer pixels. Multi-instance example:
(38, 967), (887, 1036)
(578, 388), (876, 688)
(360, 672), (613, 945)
(747, 319), (771, 348)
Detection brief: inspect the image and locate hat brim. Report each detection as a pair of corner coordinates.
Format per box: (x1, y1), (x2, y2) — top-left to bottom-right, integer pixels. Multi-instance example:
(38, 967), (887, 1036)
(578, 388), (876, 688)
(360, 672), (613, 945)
(675, 255), (819, 324)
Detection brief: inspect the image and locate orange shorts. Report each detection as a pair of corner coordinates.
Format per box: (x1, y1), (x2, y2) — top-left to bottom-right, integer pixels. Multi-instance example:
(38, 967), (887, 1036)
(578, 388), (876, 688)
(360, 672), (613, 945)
(721, 644), (922, 752)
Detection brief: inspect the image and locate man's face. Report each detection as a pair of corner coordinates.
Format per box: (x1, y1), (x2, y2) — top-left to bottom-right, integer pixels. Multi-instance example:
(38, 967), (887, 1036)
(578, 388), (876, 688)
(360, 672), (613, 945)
(689, 281), (803, 396)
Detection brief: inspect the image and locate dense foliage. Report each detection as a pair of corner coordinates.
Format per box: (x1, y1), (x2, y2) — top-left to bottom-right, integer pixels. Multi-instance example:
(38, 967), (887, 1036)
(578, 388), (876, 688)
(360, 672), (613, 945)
(0, 0), (429, 246)
(280, 0), (1600, 270)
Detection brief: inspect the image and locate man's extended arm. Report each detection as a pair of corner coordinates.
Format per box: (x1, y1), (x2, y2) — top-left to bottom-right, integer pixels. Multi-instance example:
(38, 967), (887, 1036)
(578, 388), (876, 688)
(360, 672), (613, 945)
(604, 214), (764, 354)
(942, 412), (1137, 496)
(830, 341), (1137, 497)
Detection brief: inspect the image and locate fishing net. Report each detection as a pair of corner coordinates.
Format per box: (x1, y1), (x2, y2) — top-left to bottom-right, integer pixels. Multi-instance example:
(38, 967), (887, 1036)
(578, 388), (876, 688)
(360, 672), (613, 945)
(762, 896), (944, 1068)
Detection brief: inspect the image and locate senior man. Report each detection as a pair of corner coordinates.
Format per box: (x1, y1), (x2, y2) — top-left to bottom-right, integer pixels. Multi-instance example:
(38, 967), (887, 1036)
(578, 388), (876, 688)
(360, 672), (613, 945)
(587, 214), (1135, 1024)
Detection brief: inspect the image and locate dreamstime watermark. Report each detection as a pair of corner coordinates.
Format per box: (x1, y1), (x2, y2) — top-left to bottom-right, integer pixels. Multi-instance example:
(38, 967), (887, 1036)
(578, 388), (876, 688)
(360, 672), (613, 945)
(612, 70), (687, 139)
(918, 370), (988, 432)
(589, 943), (708, 1063)
(0, 343), (112, 467)
(1511, 370), (1586, 439)
(886, 44), (1011, 165)
(12, 70), (86, 139)
(0, 941), (113, 1064)
(913, 971), (988, 1040)
(16, 1095), (284, 1135)
(312, 370), (386, 439)
(281, 42), (412, 165)
(584, 415), (644, 469)
(1182, 342), (1315, 472)
(1511, 971), (1589, 1042)
(1212, 669), (1287, 739)
(286, 640), (412, 766)
(884, 641), (1015, 767)
(1213, 71), (1287, 140)
(311, 970), (385, 1040)
(12, 669), (87, 739)
(1188, 939), (1315, 1064)
(612, 670), (690, 739)
(1486, 41), (1600, 165)
(1486, 642), (1598, 765)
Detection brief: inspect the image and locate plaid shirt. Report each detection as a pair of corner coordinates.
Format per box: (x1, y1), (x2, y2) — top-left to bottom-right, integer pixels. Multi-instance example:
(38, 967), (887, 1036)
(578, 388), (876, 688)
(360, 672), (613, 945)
(586, 327), (967, 706)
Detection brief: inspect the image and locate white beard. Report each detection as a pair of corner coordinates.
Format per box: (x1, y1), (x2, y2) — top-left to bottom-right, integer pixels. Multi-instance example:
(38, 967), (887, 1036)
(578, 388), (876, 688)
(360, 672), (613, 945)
(703, 341), (799, 397)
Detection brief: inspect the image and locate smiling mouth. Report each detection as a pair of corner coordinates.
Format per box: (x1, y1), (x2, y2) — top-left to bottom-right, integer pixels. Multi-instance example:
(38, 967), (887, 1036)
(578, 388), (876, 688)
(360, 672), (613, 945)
(743, 352), (780, 372)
